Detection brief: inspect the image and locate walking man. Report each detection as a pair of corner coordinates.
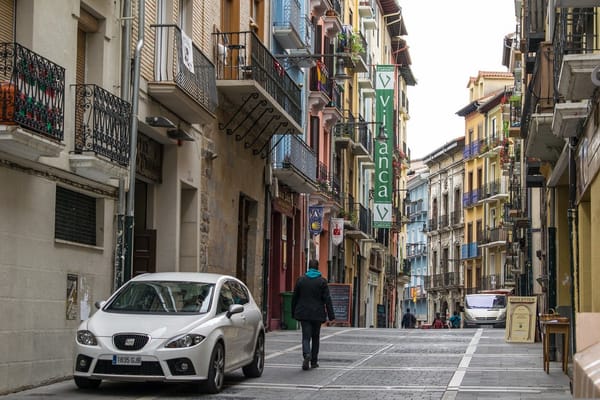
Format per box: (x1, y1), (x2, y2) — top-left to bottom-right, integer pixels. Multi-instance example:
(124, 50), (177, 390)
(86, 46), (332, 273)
(292, 259), (335, 370)
(401, 308), (416, 328)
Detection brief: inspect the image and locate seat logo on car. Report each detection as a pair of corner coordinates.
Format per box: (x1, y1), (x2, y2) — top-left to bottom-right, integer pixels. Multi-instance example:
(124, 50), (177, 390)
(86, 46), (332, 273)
(125, 338), (136, 346)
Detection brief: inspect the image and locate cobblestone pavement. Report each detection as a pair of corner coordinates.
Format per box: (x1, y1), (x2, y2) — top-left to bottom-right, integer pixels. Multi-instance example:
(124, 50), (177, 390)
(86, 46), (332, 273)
(0, 327), (573, 400)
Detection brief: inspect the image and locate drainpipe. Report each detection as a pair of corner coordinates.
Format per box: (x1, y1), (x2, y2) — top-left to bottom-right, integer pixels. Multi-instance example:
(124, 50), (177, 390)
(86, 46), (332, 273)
(114, 0), (132, 290)
(124, 0), (144, 282)
(262, 162), (272, 326)
(568, 136), (578, 354)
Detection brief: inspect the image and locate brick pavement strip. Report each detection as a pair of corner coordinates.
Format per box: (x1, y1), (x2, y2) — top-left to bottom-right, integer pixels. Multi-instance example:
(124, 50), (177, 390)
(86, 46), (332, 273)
(0, 327), (573, 400)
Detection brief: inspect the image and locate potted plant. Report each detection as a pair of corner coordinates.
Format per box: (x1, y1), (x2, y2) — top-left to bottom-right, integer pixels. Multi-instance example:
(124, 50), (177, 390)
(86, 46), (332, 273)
(337, 31), (364, 55)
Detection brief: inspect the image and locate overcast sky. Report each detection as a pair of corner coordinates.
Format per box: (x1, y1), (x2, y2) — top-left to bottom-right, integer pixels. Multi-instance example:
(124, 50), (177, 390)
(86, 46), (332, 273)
(401, 1), (517, 159)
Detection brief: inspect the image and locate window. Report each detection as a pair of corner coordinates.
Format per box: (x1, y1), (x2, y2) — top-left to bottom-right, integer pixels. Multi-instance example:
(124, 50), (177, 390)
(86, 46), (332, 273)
(230, 281), (249, 305)
(55, 186), (98, 246)
(217, 282), (235, 313)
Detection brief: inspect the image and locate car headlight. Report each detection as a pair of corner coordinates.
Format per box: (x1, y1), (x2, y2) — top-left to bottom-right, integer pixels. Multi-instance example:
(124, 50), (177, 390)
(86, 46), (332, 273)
(165, 334), (205, 348)
(77, 330), (98, 346)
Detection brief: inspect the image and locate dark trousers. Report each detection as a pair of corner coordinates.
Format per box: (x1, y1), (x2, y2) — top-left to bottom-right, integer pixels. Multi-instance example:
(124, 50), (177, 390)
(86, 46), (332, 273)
(300, 320), (322, 362)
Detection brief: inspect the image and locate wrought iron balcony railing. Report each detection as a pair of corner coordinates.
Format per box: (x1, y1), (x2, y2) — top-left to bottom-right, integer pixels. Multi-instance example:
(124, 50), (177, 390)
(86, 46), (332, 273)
(272, 134), (316, 181)
(0, 42), (65, 141)
(451, 210), (461, 225)
(151, 24), (218, 116)
(74, 84), (130, 165)
(273, 0), (313, 51)
(214, 31), (302, 125)
(479, 273), (501, 291)
(553, 7), (600, 104)
(431, 272), (461, 288)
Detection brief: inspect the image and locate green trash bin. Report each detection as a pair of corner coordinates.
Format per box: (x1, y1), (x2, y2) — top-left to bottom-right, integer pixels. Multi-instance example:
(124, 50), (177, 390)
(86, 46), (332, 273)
(280, 291), (298, 330)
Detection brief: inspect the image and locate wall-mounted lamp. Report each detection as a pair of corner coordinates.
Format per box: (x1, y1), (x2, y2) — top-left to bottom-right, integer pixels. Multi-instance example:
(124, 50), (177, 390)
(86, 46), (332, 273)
(167, 128), (195, 141)
(145, 116), (176, 129)
(333, 57), (350, 82)
(274, 53), (353, 83)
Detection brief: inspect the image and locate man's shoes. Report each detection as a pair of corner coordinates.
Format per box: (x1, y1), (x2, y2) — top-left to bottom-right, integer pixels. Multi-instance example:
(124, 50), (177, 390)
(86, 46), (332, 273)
(310, 362), (319, 368)
(302, 355), (310, 370)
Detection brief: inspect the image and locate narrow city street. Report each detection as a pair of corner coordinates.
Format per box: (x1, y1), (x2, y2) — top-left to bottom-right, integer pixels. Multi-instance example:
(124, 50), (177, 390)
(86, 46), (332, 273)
(0, 327), (572, 400)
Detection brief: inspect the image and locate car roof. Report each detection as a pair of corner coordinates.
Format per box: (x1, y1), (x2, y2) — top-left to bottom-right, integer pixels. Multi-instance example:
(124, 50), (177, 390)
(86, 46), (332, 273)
(130, 272), (236, 285)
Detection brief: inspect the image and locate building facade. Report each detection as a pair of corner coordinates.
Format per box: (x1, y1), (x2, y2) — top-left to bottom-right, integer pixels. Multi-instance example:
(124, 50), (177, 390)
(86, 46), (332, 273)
(0, 0), (415, 393)
(423, 137), (465, 323)
(517, 1), (600, 394)
(456, 72), (514, 298)
(404, 160), (429, 324)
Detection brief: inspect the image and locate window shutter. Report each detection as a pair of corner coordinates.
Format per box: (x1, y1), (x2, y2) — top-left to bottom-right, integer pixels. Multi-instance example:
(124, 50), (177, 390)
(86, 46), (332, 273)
(0, 0), (14, 43)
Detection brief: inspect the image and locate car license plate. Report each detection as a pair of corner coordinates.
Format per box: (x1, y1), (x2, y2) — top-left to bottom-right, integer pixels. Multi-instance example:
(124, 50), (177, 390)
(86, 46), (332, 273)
(112, 355), (142, 366)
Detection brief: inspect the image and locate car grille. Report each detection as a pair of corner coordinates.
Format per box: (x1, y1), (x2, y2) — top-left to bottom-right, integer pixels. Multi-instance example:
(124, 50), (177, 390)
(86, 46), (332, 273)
(476, 316), (498, 321)
(113, 334), (149, 350)
(94, 360), (164, 376)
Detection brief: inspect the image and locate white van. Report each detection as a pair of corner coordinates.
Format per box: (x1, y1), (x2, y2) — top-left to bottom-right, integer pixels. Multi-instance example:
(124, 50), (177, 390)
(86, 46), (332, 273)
(463, 290), (510, 328)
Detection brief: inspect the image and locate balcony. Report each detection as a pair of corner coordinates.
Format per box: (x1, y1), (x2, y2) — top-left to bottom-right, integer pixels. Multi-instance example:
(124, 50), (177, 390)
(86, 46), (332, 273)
(344, 202), (371, 240)
(480, 227), (508, 248)
(272, 134), (317, 193)
(352, 122), (373, 158)
(555, 0), (600, 9)
(322, 11), (343, 38)
(552, 100), (589, 138)
(481, 178), (509, 203)
(523, 41), (564, 162)
(214, 31), (302, 157)
(0, 42), (65, 161)
(358, 0), (374, 18)
(308, 61), (331, 114)
(70, 84), (130, 183)
(148, 25), (217, 125)
(357, 63), (375, 97)
(273, 0), (313, 52)
(451, 210), (462, 226)
(526, 112), (565, 162)
(554, 8), (600, 102)
(558, 54), (600, 102)
(429, 272), (462, 290)
(322, 80), (343, 129)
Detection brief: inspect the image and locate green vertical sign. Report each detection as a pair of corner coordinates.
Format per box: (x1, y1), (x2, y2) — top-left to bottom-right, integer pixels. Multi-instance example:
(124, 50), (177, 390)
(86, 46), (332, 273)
(374, 65), (394, 228)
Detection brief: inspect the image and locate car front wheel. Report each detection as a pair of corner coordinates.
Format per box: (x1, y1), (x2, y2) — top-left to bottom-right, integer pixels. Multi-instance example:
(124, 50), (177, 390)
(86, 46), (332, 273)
(203, 342), (225, 394)
(74, 376), (101, 389)
(242, 332), (264, 378)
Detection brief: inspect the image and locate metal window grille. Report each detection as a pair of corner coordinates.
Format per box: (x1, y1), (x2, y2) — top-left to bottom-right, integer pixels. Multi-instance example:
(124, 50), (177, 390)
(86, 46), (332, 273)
(55, 186), (96, 246)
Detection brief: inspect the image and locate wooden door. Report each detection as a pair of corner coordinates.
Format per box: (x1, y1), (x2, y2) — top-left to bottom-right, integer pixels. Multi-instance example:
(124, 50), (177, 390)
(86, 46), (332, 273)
(133, 229), (156, 276)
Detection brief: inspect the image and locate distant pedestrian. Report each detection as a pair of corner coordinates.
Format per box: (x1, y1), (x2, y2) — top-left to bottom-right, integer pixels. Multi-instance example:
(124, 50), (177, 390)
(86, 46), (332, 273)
(449, 310), (461, 328)
(432, 312), (445, 329)
(292, 259), (335, 370)
(401, 308), (416, 329)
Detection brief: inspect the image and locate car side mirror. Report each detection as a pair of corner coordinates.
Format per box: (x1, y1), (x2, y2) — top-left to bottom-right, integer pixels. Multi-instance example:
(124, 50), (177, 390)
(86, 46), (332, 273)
(94, 301), (106, 310)
(226, 304), (244, 318)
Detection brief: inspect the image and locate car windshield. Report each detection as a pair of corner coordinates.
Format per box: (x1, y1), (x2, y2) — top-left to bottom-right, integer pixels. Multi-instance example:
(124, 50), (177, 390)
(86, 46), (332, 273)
(105, 281), (215, 314)
(466, 294), (506, 309)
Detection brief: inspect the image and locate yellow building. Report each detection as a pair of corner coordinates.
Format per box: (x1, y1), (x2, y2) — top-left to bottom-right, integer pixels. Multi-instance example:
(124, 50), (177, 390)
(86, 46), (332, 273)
(456, 72), (513, 294)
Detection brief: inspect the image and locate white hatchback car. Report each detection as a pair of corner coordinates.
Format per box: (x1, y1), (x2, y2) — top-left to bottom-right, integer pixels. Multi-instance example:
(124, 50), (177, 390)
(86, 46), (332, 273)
(73, 272), (265, 393)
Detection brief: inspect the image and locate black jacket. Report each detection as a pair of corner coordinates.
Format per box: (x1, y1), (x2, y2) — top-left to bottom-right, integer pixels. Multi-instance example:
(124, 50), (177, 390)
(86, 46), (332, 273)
(291, 271), (335, 322)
